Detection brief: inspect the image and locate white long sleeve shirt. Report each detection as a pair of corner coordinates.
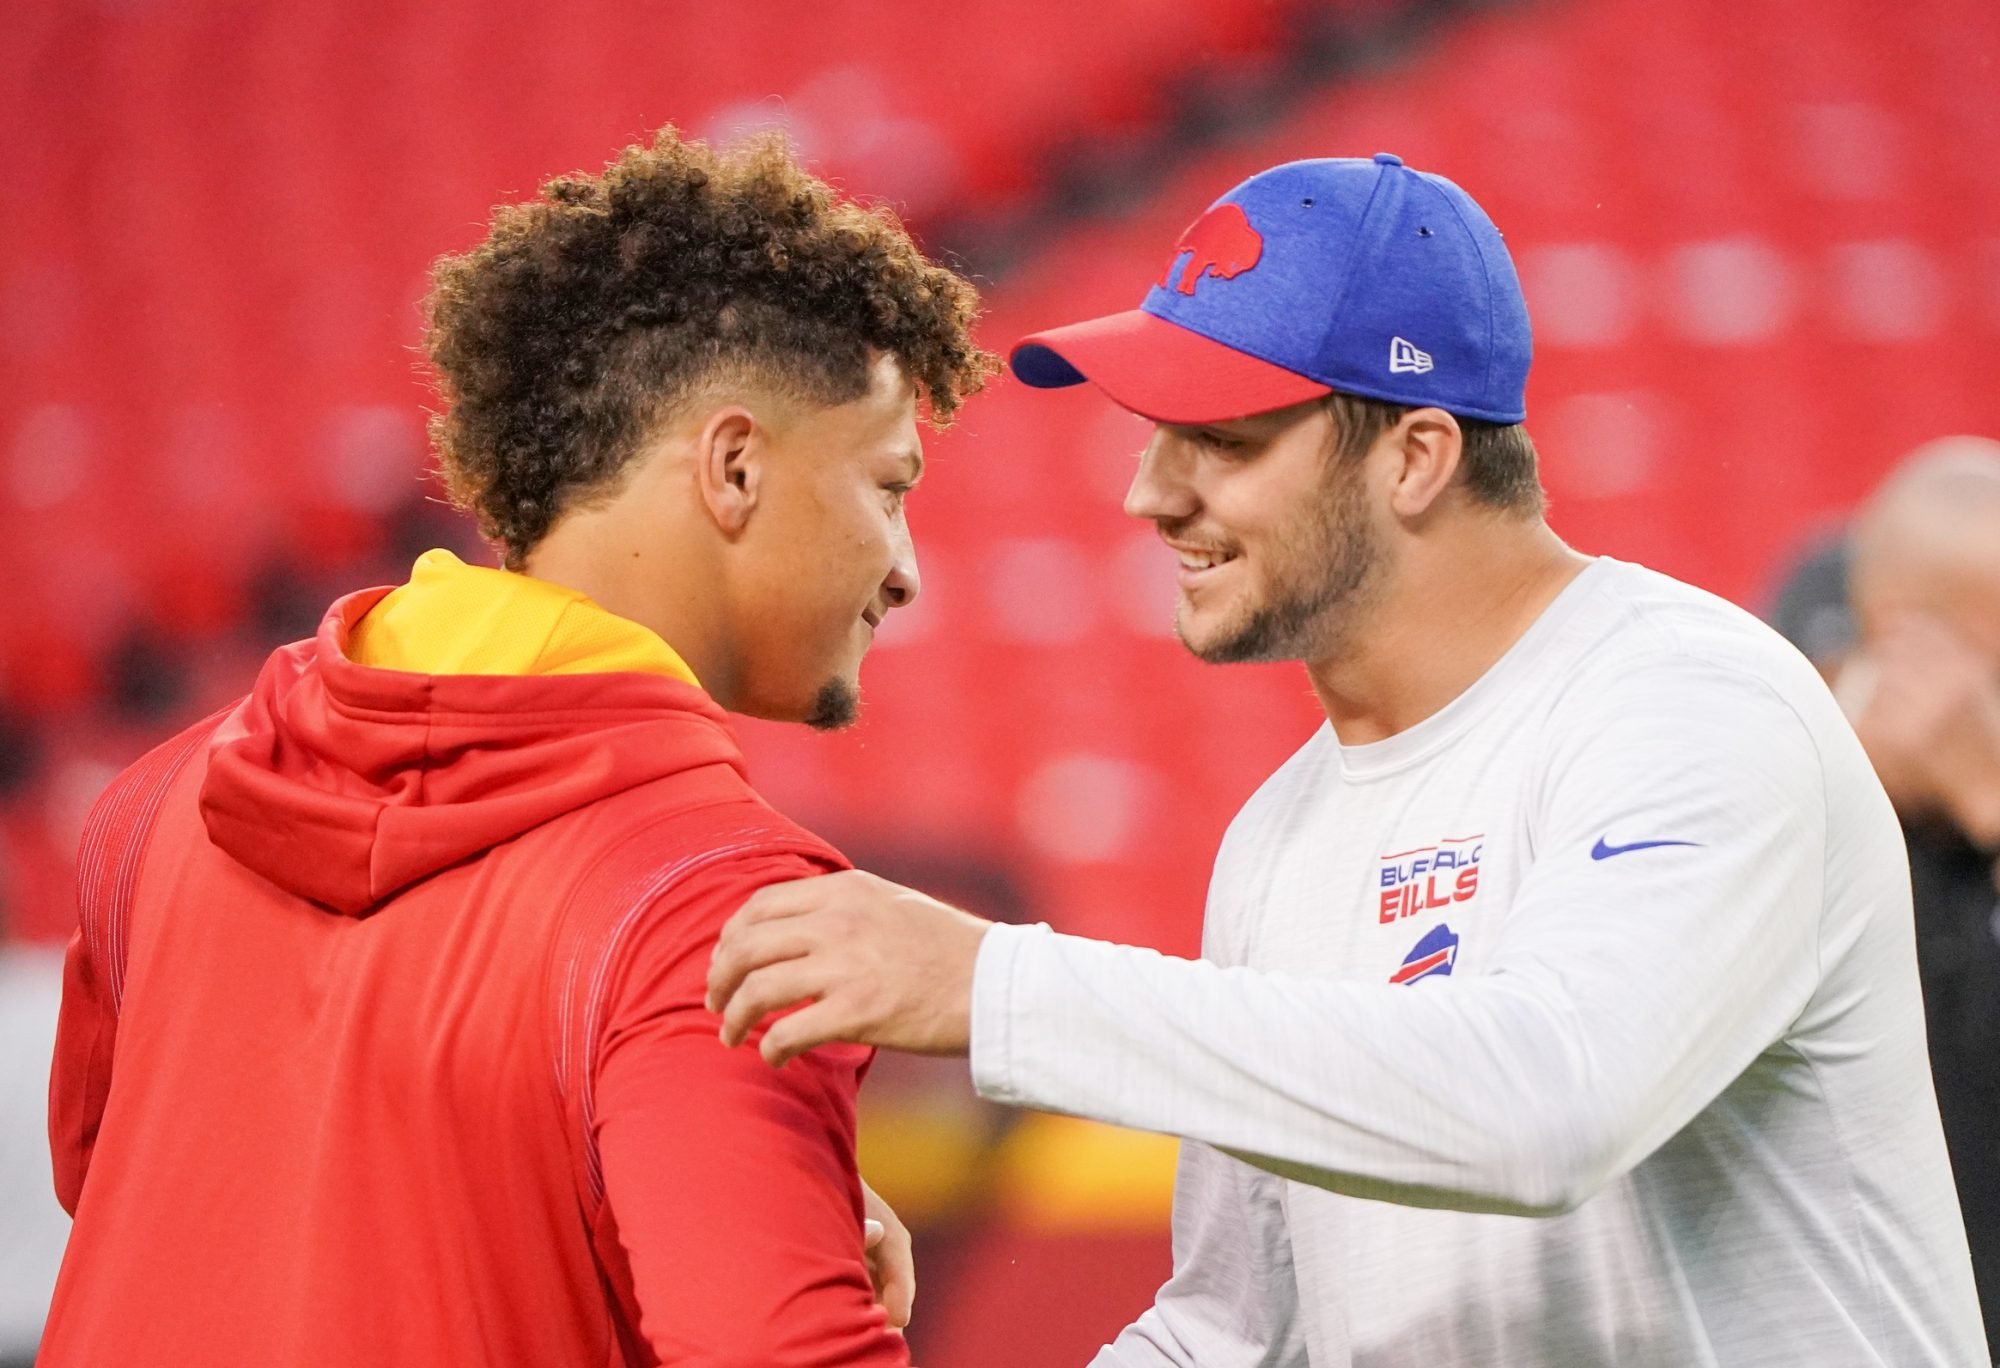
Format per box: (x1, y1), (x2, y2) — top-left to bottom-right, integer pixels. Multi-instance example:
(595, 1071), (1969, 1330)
(970, 558), (1989, 1367)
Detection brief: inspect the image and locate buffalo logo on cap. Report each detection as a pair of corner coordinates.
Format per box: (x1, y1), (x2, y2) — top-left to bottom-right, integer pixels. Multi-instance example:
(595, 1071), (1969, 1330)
(1158, 202), (1263, 297)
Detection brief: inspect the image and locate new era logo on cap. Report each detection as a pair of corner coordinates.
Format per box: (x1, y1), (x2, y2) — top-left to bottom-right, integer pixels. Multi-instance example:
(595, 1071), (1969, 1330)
(1389, 336), (1433, 375)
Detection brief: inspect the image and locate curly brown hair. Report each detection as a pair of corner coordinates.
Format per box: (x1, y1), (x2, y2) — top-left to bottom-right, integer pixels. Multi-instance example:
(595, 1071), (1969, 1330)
(424, 128), (998, 566)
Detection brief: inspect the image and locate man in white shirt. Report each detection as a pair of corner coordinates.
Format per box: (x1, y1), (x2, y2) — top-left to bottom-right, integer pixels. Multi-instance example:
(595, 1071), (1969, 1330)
(706, 154), (1989, 1365)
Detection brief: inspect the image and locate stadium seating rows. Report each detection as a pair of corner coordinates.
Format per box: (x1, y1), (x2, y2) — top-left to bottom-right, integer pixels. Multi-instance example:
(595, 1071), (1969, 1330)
(0, 0), (1337, 941)
(4, 0), (1999, 973)
(5, 0), (1999, 1359)
(761, 0), (2000, 967)
(0, 0), (1304, 686)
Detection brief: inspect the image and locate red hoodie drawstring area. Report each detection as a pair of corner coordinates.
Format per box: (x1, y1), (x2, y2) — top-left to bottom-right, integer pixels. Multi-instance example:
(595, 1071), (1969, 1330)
(40, 588), (911, 1367)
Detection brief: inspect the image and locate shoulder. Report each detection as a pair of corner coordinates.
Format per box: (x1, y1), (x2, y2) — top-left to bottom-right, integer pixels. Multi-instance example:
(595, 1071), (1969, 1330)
(75, 704), (238, 1006)
(549, 788), (849, 1006)
(550, 797), (856, 1104)
(1526, 565), (1842, 821)
(560, 784), (845, 941)
(1216, 724), (1335, 866)
(1205, 724), (1335, 959)
(558, 754), (849, 899)
(1545, 560), (1835, 740)
(79, 703), (238, 882)
(1236, 723), (1337, 821)
(85, 705), (236, 838)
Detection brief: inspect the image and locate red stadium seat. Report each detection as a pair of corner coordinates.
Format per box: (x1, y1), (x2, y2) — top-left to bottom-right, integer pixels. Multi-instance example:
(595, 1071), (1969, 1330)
(3, 0), (1998, 970)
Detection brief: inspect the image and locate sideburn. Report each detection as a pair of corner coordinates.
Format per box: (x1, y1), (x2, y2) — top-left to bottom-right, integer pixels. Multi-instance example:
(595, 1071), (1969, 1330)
(1194, 447), (1382, 665)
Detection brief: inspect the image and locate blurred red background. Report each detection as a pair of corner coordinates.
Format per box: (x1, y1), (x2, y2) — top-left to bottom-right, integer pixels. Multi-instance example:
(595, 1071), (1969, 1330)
(3, 0), (1996, 1359)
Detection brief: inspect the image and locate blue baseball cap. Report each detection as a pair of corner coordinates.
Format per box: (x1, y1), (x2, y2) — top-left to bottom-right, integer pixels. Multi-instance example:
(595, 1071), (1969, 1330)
(1009, 154), (1532, 425)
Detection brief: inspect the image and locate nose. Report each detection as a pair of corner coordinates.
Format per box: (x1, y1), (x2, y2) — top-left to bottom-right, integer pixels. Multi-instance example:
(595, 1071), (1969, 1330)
(1124, 429), (1199, 525)
(882, 519), (921, 609)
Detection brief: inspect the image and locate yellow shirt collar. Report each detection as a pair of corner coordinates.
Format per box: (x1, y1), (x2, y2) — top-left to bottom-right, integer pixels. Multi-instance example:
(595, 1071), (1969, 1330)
(345, 549), (701, 686)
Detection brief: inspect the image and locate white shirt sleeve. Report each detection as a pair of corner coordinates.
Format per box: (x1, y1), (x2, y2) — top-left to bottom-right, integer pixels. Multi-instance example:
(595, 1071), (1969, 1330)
(1091, 1142), (1310, 1368)
(969, 656), (1829, 1215)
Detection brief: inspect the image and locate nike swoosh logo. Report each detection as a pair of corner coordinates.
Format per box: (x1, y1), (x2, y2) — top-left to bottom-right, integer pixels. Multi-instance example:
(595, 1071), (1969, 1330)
(1591, 836), (1703, 860)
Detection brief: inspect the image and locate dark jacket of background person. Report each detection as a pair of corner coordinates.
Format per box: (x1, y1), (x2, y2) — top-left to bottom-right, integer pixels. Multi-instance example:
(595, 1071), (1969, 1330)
(1909, 816), (2000, 1334)
(1771, 528), (2000, 1353)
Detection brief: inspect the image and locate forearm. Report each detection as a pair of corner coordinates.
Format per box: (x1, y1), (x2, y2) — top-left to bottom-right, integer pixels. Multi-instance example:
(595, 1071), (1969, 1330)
(1091, 1316), (1198, 1368)
(970, 917), (1809, 1217)
(971, 664), (1826, 1217)
(971, 925), (1613, 1215)
(1943, 763), (2000, 850)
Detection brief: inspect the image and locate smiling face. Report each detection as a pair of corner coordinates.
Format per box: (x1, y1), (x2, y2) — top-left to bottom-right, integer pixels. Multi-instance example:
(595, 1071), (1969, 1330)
(729, 354), (925, 728)
(1124, 397), (1386, 664)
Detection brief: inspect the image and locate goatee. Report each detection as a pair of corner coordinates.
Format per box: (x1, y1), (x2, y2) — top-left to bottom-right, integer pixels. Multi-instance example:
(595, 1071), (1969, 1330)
(804, 678), (861, 731)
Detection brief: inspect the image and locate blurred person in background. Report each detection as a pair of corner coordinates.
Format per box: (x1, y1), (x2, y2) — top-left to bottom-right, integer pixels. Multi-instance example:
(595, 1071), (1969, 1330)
(1838, 437), (2000, 1352)
(38, 130), (991, 1367)
(708, 155), (1990, 1365)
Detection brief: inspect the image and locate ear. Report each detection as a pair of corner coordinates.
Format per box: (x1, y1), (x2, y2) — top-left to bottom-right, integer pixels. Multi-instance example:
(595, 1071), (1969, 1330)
(1385, 408), (1464, 521)
(693, 405), (763, 537)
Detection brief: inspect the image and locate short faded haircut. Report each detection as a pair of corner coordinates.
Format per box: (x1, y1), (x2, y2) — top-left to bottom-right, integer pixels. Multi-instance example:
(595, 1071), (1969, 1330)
(425, 128), (998, 566)
(1324, 391), (1546, 517)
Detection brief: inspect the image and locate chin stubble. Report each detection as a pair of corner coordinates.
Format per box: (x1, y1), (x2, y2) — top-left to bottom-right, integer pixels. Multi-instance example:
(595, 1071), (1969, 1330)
(1182, 459), (1381, 665)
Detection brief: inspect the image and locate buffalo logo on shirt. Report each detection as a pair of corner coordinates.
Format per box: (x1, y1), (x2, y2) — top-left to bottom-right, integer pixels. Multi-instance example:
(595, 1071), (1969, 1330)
(1391, 923), (1460, 984)
(1378, 834), (1482, 923)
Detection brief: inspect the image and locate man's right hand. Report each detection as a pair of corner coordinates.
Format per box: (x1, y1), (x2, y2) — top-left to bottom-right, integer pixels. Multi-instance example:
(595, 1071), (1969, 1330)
(1840, 614), (2000, 845)
(862, 1179), (915, 1332)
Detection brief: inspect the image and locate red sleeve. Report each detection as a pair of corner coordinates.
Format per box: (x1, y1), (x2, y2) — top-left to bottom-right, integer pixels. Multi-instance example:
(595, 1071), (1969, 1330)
(591, 851), (910, 1368)
(49, 927), (118, 1215)
(48, 708), (221, 1213)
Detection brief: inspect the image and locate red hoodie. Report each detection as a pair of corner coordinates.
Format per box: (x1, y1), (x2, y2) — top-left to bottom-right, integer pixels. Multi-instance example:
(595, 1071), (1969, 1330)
(40, 584), (910, 1367)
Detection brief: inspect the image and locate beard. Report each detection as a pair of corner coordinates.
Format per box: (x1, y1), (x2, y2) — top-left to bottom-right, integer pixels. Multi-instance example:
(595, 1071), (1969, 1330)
(803, 677), (861, 731)
(1177, 457), (1382, 665)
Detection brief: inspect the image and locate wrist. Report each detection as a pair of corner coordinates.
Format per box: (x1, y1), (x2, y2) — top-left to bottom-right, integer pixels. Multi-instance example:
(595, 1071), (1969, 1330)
(1940, 719), (2000, 850)
(1932, 703), (2000, 849)
(1949, 779), (2000, 852)
(967, 922), (1044, 1102)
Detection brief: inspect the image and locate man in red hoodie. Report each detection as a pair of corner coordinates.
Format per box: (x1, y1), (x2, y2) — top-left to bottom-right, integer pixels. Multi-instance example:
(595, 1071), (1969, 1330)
(39, 129), (993, 1367)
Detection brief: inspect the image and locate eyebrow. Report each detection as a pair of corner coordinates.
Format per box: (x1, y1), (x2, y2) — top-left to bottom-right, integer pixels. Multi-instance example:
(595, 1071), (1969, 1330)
(1177, 418), (1289, 448)
(1169, 420), (1246, 440)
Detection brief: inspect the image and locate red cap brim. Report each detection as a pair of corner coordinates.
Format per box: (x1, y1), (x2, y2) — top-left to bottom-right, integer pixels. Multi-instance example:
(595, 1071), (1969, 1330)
(1008, 310), (1331, 424)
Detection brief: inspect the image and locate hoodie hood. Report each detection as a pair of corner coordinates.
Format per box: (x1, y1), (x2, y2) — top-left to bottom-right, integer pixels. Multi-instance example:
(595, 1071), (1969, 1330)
(343, 549), (702, 684)
(200, 587), (745, 916)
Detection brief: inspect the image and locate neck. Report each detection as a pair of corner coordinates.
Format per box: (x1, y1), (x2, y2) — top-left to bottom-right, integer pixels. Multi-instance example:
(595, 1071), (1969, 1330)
(520, 509), (740, 707)
(1305, 516), (1589, 745)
